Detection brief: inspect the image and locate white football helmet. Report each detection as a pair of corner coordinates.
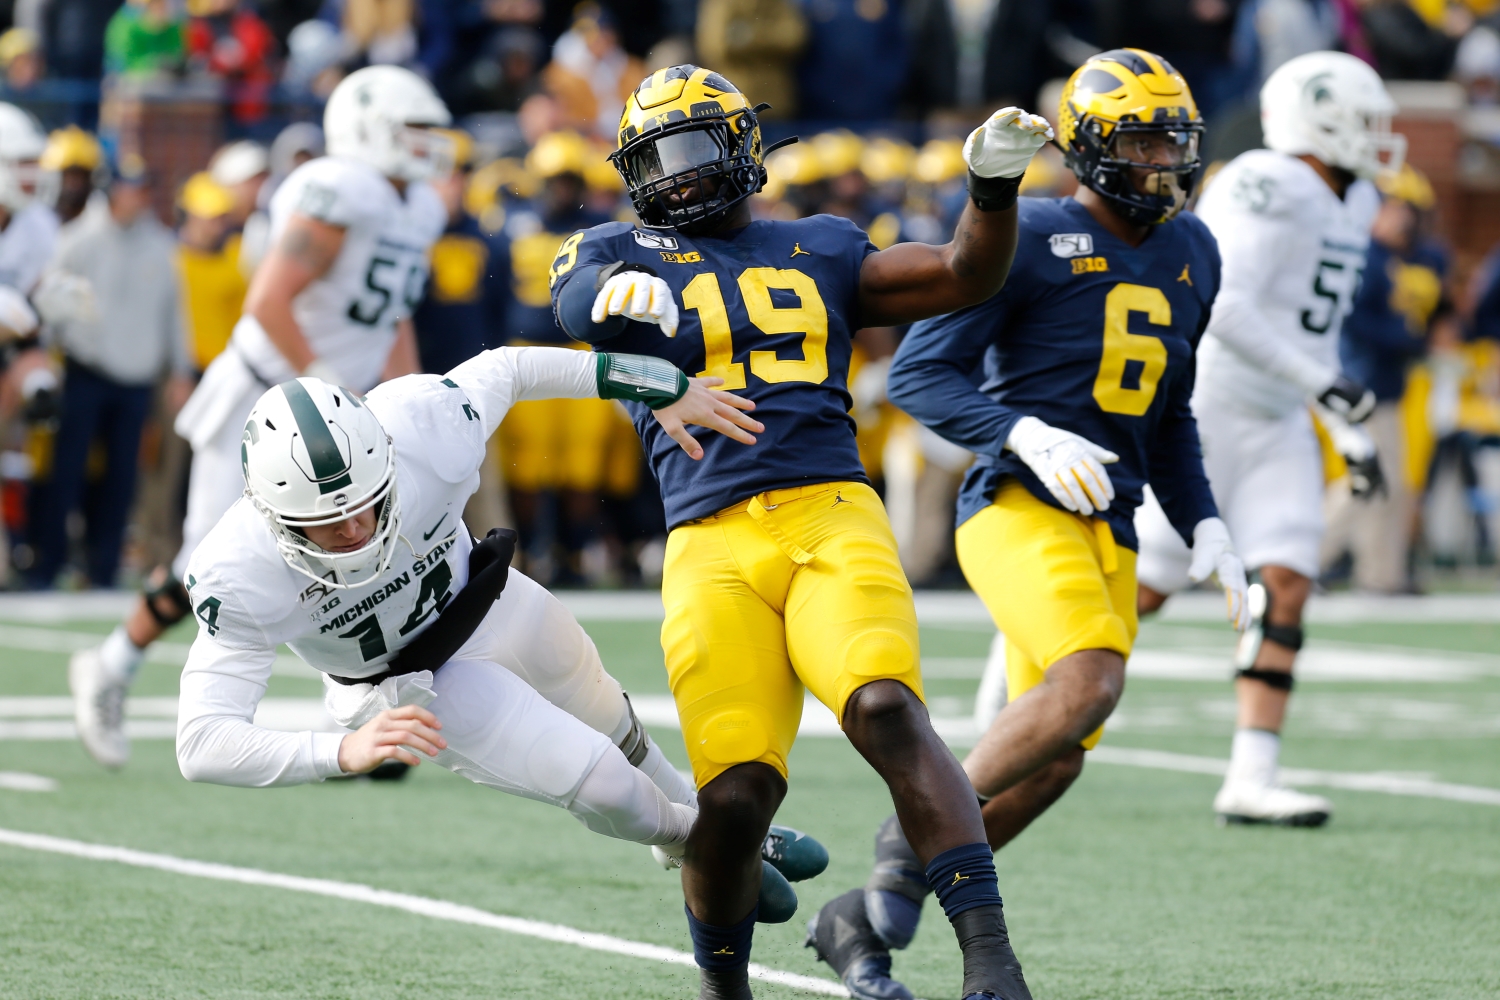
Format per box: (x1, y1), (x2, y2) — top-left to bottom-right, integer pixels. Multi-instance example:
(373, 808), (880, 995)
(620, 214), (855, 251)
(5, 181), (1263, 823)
(242, 378), (401, 589)
(0, 102), (47, 200)
(0, 160), (27, 214)
(323, 66), (454, 183)
(1261, 51), (1406, 181)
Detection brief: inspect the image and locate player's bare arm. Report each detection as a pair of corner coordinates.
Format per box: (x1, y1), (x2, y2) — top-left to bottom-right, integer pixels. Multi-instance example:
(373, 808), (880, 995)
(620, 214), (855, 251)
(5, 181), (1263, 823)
(858, 110), (1053, 326)
(243, 212), (346, 374)
(381, 318), (421, 381)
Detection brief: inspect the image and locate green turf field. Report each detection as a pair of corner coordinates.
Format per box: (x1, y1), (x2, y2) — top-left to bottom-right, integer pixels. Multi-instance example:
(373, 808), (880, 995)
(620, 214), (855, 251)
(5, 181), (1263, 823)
(1, 597), (1498, 999)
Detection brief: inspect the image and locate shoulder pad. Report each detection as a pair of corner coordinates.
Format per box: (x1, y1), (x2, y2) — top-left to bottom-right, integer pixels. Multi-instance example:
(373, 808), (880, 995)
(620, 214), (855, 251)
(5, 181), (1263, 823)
(366, 375), (484, 485)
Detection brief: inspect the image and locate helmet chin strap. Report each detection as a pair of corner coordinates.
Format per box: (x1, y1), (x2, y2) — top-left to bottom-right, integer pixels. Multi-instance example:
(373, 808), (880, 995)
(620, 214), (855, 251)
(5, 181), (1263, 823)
(1141, 170), (1187, 219)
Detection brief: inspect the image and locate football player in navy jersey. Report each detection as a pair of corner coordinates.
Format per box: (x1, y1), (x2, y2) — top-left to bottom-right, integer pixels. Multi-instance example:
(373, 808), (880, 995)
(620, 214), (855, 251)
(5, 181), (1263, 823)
(805, 50), (1253, 1000)
(549, 65), (1051, 1000)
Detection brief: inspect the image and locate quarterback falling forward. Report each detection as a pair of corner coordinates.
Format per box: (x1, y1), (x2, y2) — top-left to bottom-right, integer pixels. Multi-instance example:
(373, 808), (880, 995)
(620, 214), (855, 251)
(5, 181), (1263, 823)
(72, 65), (453, 768)
(551, 65), (1050, 1000)
(1134, 51), (1400, 827)
(809, 50), (1249, 1000)
(174, 346), (787, 884)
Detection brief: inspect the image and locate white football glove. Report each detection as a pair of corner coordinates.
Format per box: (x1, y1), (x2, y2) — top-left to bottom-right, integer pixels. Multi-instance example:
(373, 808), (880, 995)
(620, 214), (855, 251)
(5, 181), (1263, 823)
(1187, 516), (1250, 631)
(0, 285), (39, 341)
(592, 270), (679, 338)
(964, 108), (1055, 180)
(31, 270), (97, 326)
(1005, 415), (1118, 516)
(301, 359), (346, 386)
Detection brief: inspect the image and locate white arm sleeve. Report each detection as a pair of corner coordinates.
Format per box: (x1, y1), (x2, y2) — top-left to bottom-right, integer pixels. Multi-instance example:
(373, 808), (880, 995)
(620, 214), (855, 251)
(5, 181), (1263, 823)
(176, 637), (346, 787)
(1205, 208), (1339, 397)
(443, 346), (598, 439)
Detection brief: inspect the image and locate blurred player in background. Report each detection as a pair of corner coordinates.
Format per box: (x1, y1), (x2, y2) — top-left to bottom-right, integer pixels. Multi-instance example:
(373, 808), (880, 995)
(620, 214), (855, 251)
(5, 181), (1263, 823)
(810, 51), (1249, 1000)
(551, 64), (1051, 1000)
(70, 65), (452, 769)
(39, 125), (106, 225)
(493, 129), (614, 584)
(1134, 51), (1402, 827)
(1322, 164), (1448, 593)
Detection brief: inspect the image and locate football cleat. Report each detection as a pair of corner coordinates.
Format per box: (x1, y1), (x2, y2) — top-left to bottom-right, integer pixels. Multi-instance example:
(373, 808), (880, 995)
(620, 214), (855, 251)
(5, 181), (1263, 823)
(1214, 780), (1331, 827)
(651, 848), (800, 925)
(762, 825), (829, 882)
(865, 812), (928, 949)
(69, 647), (129, 769)
(805, 889), (914, 1000)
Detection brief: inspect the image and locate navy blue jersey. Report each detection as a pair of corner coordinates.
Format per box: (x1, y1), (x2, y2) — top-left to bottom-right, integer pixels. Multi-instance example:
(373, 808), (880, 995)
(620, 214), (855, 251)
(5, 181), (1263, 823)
(550, 216), (875, 527)
(888, 197), (1221, 550)
(413, 213), (509, 375)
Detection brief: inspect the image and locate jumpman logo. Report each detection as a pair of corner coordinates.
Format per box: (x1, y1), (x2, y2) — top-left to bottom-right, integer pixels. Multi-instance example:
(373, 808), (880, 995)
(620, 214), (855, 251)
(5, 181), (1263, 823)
(712, 947), (735, 956)
(790, 243), (811, 257)
(1177, 263), (1193, 286)
(951, 871), (969, 885)
(831, 492), (851, 508)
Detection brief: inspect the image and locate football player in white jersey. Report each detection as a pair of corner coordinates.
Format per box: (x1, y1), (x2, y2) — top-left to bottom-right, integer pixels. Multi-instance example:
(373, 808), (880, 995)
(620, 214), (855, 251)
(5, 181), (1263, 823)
(0, 103), (57, 294)
(71, 66), (456, 767)
(174, 346), (796, 899)
(1133, 51), (1399, 826)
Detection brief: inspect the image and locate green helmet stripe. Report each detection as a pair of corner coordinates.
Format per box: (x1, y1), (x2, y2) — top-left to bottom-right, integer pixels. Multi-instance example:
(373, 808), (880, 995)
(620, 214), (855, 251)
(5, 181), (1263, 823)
(281, 379), (354, 494)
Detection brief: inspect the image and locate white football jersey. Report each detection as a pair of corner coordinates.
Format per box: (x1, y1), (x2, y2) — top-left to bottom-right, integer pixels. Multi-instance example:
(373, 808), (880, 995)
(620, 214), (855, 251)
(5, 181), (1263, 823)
(231, 156), (446, 392)
(181, 347), (597, 677)
(1192, 149), (1381, 420)
(0, 202), (57, 292)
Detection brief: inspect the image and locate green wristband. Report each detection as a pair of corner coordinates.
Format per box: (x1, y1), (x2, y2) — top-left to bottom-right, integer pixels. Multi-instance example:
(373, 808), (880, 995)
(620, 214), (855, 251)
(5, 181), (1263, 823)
(596, 352), (689, 410)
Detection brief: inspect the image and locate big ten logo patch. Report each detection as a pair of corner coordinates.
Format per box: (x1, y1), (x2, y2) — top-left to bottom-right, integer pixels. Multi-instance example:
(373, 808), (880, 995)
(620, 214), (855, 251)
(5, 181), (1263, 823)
(1071, 256), (1109, 275)
(659, 251), (703, 264)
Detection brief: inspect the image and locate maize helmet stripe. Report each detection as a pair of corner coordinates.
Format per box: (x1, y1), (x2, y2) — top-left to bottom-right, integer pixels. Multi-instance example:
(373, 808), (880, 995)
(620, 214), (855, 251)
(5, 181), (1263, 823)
(281, 379), (354, 494)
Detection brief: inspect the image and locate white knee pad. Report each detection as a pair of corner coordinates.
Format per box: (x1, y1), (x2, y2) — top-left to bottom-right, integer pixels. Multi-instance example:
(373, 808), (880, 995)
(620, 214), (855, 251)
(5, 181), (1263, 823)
(567, 747), (696, 848)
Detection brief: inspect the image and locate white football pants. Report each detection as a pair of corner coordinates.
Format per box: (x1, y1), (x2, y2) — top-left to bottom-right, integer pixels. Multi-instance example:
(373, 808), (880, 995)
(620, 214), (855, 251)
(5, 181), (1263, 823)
(1136, 404), (1325, 592)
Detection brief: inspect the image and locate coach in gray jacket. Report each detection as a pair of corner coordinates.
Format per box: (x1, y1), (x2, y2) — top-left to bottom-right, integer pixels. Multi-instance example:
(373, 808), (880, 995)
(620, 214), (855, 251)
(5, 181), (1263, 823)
(28, 157), (186, 588)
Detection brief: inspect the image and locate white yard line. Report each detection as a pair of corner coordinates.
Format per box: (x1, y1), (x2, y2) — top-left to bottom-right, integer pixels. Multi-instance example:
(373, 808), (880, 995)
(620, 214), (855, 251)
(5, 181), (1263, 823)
(0, 623), (318, 677)
(0, 827), (846, 997)
(0, 772), (56, 792)
(1089, 746), (1500, 806)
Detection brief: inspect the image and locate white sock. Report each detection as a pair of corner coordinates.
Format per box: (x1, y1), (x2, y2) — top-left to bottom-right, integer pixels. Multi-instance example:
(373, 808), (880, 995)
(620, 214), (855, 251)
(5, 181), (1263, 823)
(567, 750), (698, 847)
(1227, 728), (1280, 788)
(98, 625), (145, 684)
(636, 736), (698, 808)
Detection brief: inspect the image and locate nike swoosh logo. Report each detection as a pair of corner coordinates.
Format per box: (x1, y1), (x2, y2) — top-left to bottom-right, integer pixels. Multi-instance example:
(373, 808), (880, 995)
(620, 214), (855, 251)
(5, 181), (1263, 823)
(422, 513), (448, 541)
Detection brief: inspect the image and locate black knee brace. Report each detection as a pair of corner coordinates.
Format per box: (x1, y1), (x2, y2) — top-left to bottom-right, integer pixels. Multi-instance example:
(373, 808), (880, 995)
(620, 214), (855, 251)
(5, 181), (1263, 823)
(1230, 573), (1301, 690)
(617, 692), (649, 767)
(142, 571), (192, 629)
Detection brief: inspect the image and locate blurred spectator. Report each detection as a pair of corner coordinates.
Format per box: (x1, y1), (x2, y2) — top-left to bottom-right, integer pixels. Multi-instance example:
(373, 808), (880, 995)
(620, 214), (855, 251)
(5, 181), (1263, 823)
(898, 0), (956, 114)
(186, 0), (277, 123)
(493, 129), (615, 583)
(1324, 164), (1448, 592)
(343, 0), (415, 65)
(29, 156), (186, 589)
(0, 27), (44, 89)
(104, 0), (185, 77)
(413, 130), (505, 375)
(282, 18), (349, 98)
(541, 3), (643, 138)
(411, 128), (511, 535)
(38, 125), (103, 224)
(1454, 23), (1500, 103)
(43, 0), (121, 80)
(1098, 0), (1248, 116)
(795, 0), (907, 121)
(695, 0), (807, 116)
(444, 27), (543, 115)
(176, 171), (244, 373)
(1359, 0), (1465, 80)
(1251, 0), (1339, 83)
(207, 138), (266, 228)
